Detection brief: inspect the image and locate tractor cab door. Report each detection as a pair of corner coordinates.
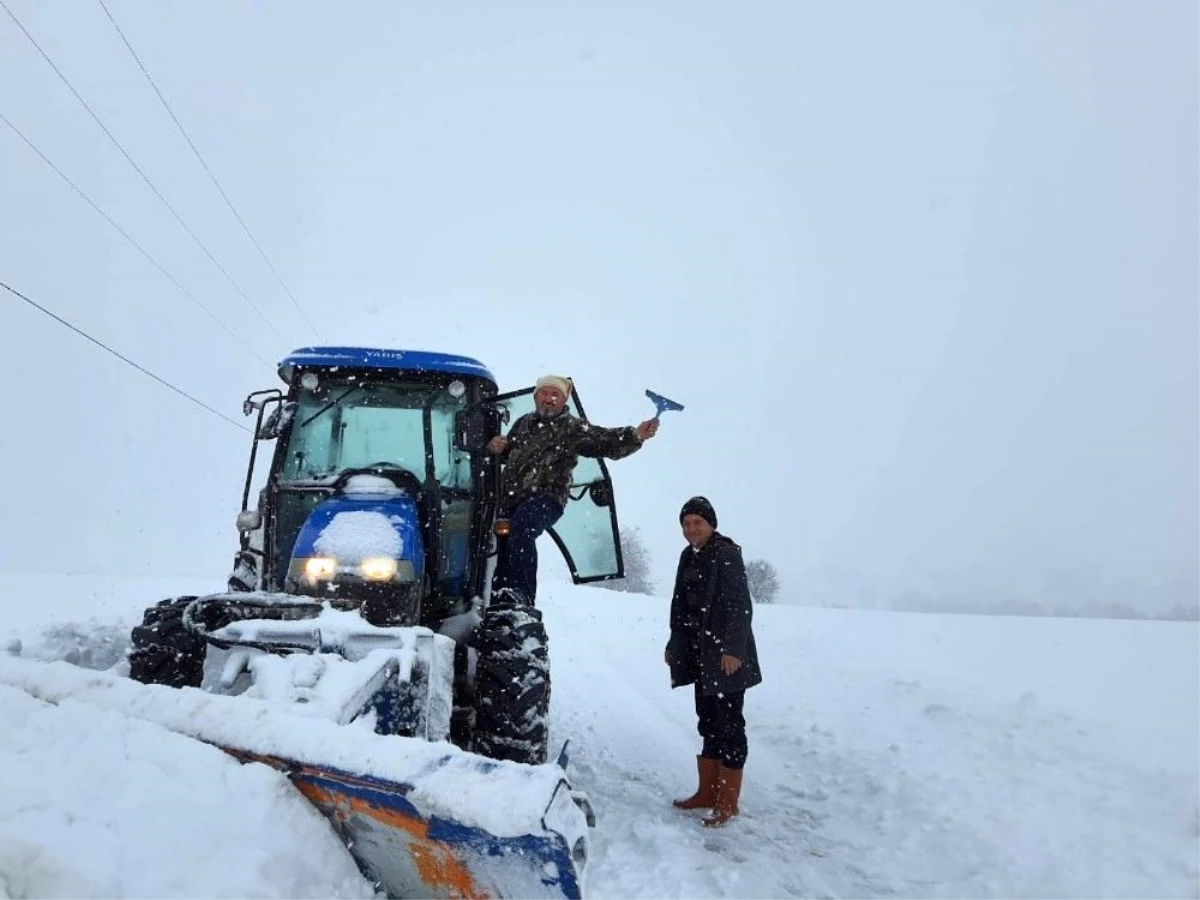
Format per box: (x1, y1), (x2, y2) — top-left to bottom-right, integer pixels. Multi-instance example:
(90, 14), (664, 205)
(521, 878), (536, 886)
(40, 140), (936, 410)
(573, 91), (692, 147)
(492, 386), (624, 583)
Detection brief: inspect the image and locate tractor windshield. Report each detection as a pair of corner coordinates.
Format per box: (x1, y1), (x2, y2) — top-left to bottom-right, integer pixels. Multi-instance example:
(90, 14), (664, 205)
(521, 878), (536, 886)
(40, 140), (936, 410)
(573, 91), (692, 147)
(279, 377), (471, 489)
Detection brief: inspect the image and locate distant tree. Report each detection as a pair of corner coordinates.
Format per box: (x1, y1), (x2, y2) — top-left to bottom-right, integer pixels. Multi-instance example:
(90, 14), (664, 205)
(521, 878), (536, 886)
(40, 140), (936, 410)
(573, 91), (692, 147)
(596, 526), (655, 595)
(745, 559), (780, 604)
(1090, 601), (1149, 620)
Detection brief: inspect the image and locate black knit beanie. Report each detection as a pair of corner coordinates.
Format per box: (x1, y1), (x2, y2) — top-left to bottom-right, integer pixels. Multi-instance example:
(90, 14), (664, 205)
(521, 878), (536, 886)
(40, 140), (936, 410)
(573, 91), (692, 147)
(679, 496), (717, 529)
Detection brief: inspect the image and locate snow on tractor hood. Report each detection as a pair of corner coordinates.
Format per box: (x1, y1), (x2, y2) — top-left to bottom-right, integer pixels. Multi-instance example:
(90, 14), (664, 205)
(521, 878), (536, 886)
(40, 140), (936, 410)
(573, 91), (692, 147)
(340, 473), (408, 496)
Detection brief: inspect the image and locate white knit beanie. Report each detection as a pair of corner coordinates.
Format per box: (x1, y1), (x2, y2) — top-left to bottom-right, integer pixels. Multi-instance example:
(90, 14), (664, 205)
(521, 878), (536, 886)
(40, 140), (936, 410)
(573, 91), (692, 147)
(535, 375), (572, 398)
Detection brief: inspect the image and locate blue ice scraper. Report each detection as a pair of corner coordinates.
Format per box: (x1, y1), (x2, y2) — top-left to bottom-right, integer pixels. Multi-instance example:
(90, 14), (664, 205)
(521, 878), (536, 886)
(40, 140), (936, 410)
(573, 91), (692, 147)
(646, 389), (685, 420)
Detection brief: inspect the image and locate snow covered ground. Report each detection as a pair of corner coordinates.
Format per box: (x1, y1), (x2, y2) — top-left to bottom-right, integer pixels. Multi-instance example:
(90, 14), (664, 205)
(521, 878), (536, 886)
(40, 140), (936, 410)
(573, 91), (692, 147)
(1, 573), (1197, 899)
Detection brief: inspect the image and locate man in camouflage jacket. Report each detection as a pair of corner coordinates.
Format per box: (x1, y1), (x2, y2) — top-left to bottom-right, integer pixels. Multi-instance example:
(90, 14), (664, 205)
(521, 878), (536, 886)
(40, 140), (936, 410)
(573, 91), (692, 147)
(486, 374), (659, 602)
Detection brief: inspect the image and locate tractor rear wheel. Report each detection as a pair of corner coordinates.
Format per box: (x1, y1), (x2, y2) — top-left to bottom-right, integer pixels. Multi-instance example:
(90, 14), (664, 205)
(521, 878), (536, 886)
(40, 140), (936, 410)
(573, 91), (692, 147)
(127, 597), (205, 688)
(472, 591), (550, 765)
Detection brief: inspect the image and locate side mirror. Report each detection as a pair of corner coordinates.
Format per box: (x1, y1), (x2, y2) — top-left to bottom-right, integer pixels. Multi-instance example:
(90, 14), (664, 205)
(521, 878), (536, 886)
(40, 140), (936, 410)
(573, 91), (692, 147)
(236, 509), (263, 532)
(243, 388), (283, 417)
(455, 406), (500, 451)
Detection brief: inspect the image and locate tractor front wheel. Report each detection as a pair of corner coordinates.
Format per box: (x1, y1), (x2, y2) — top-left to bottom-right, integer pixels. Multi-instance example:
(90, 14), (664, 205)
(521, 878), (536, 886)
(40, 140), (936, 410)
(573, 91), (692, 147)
(472, 590), (550, 765)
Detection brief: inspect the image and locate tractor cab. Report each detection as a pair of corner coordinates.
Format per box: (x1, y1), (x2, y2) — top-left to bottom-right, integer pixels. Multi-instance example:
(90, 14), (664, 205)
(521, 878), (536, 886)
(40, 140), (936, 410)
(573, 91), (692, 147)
(230, 347), (626, 632)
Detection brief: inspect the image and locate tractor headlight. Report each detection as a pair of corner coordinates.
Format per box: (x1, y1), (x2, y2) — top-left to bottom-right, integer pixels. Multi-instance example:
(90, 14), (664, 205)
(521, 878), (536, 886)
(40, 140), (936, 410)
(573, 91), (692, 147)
(304, 557), (337, 580)
(361, 557), (399, 581)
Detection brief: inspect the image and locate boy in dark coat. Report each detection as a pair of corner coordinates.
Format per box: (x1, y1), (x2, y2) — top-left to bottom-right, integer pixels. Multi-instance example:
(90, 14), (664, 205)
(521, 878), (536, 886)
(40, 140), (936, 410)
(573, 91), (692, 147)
(665, 495), (762, 827)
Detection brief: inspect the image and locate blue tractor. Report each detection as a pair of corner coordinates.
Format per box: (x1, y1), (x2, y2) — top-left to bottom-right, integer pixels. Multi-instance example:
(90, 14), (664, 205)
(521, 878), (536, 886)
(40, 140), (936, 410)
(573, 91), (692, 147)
(120, 346), (629, 898)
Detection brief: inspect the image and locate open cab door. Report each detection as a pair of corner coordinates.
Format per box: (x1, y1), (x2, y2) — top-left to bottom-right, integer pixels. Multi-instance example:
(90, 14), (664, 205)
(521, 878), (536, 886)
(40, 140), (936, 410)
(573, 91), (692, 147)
(491, 385), (624, 583)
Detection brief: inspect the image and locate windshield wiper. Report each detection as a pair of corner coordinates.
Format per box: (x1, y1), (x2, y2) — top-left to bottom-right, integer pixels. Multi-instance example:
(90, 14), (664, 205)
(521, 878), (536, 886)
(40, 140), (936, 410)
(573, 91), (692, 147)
(299, 383), (368, 428)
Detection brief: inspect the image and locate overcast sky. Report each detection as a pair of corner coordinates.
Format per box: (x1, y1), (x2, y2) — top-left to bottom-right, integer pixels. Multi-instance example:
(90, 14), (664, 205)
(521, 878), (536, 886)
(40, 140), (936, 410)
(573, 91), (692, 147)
(1, 0), (1196, 613)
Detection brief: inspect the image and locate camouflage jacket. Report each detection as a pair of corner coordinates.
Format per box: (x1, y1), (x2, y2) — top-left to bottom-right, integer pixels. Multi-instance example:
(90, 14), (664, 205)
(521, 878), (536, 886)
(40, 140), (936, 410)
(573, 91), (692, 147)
(496, 411), (643, 514)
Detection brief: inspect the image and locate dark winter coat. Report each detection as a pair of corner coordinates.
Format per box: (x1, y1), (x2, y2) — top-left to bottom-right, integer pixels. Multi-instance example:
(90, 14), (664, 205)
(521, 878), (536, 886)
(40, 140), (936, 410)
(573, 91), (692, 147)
(666, 533), (763, 696)
(496, 411), (643, 515)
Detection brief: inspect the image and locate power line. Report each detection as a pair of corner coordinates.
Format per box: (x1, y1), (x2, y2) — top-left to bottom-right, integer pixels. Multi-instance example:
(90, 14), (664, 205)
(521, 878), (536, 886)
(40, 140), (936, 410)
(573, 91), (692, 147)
(0, 111), (270, 367)
(95, 0), (322, 341)
(2, 280), (252, 433)
(0, 0), (292, 348)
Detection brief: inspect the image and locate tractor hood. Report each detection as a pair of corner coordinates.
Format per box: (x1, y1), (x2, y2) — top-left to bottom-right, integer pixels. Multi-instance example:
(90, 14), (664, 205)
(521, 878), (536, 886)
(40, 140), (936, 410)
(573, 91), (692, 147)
(291, 479), (424, 585)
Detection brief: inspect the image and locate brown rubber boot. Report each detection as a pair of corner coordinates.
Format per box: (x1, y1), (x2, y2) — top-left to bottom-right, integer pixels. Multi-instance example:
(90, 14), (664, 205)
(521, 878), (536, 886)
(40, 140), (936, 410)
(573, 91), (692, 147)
(702, 766), (743, 827)
(673, 755), (720, 810)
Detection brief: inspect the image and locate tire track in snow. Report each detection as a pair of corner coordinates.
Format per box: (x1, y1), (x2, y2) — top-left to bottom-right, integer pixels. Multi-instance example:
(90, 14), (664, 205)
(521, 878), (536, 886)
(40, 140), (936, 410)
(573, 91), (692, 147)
(545, 590), (1199, 899)
(547, 609), (855, 899)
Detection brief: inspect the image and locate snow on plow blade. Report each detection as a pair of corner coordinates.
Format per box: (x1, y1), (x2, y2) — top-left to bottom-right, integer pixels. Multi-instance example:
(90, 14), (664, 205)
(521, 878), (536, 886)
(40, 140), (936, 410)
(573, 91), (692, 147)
(223, 749), (590, 899)
(0, 655), (593, 900)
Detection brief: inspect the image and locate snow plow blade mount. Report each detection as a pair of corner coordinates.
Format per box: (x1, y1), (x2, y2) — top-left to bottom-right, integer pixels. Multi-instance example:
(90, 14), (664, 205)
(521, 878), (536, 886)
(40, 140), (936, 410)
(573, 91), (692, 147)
(0, 655), (591, 900)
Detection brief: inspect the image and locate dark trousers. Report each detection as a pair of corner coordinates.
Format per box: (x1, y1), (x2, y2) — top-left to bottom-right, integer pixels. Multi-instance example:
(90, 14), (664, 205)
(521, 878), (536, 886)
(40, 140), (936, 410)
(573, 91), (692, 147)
(491, 495), (564, 603)
(695, 686), (747, 769)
